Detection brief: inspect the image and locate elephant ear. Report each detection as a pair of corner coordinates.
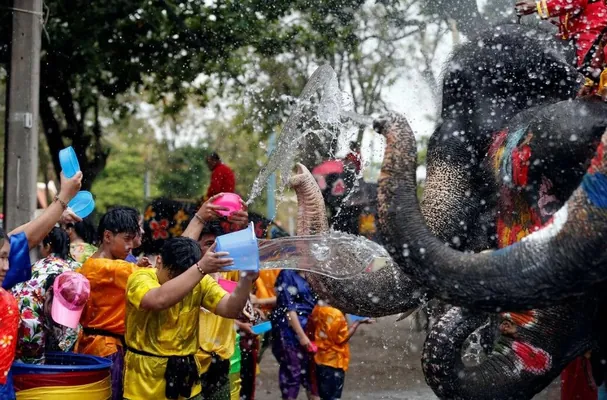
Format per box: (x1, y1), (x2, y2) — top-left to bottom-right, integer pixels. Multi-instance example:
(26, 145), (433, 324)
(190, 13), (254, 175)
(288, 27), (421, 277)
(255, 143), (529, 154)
(0, 289), (19, 384)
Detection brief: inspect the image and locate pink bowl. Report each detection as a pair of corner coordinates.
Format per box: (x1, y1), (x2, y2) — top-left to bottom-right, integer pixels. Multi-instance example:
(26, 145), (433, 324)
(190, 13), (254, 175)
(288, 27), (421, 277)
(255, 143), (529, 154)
(218, 278), (238, 293)
(211, 193), (243, 217)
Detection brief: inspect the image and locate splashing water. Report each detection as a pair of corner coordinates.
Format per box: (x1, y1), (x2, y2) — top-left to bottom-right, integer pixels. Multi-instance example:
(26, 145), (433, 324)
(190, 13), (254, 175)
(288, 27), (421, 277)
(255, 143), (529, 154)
(257, 231), (391, 279)
(247, 64), (372, 205)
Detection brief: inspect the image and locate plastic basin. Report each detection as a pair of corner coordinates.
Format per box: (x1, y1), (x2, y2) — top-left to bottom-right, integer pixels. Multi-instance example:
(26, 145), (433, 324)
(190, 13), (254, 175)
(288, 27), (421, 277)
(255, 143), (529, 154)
(211, 193), (243, 217)
(216, 222), (259, 271)
(218, 278), (238, 293)
(251, 321), (272, 335)
(59, 147), (80, 178)
(12, 352), (112, 375)
(68, 191), (95, 219)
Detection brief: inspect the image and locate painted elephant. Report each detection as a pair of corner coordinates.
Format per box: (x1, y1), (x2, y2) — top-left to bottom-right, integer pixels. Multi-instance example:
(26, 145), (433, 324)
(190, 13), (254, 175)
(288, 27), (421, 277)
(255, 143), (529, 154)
(373, 24), (607, 399)
(288, 163), (423, 317)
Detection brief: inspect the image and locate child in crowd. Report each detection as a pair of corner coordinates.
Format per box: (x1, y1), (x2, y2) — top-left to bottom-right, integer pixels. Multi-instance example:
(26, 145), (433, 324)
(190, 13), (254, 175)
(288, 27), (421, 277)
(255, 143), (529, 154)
(272, 270), (319, 400)
(123, 236), (256, 400)
(76, 207), (141, 399)
(12, 228), (79, 364)
(196, 222), (240, 400)
(311, 304), (372, 400)
(65, 216), (98, 264)
(44, 271), (90, 354)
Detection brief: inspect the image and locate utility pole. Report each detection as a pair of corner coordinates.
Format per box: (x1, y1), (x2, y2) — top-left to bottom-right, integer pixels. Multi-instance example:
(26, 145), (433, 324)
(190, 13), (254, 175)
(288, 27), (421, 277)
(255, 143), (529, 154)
(3, 0), (43, 231)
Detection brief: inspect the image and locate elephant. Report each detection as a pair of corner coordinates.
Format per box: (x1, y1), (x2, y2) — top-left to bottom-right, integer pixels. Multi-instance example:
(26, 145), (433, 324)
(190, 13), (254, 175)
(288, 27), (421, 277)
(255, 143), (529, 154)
(287, 163), (423, 317)
(370, 24), (607, 399)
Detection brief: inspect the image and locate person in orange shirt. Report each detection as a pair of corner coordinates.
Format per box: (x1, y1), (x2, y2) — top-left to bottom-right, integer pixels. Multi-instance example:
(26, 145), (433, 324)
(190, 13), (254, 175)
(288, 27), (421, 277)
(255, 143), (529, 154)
(76, 207), (141, 400)
(311, 304), (372, 400)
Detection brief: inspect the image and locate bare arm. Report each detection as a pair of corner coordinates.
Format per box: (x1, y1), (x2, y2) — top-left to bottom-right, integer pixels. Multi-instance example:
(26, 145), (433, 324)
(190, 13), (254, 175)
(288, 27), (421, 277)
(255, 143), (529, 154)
(140, 243), (233, 311)
(337, 319), (373, 345)
(181, 193), (248, 240)
(215, 273), (257, 319)
(9, 172), (82, 250)
(288, 310), (311, 346)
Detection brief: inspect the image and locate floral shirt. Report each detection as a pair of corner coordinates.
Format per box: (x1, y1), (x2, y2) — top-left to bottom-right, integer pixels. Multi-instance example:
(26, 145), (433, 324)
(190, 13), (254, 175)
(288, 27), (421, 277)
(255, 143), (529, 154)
(70, 242), (97, 265)
(11, 256), (79, 364)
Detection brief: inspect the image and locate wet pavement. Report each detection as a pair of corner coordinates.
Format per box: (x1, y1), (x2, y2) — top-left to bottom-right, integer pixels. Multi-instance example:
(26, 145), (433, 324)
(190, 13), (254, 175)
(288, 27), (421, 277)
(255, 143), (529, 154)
(256, 315), (560, 399)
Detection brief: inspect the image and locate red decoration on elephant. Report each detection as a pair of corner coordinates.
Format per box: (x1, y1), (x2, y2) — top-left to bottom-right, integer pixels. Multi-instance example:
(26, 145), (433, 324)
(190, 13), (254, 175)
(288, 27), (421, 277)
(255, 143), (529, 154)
(512, 341), (552, 375)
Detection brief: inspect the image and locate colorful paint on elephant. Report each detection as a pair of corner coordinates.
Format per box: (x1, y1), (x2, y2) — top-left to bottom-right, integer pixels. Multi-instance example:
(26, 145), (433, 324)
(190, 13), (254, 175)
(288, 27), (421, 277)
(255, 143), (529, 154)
(488, 128), (543, 249)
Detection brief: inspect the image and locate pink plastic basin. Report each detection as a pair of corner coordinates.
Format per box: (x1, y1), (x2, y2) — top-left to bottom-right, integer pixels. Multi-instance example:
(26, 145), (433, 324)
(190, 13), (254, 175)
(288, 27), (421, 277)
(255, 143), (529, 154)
(218, 278), (238, 293)
(211, 193), (243, 217)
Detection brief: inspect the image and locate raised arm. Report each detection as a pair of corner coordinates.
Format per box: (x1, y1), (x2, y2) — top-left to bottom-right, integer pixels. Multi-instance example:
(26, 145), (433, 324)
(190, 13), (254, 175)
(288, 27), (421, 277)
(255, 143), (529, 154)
(214, 272), (257, 319)
(139, 243), (233, 311)
(9, 172), (82, 250)
(181, 194), (248, 240)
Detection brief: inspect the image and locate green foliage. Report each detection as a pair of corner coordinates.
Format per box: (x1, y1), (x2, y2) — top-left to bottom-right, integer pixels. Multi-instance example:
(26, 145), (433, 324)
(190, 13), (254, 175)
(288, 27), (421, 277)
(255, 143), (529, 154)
(90, 115), (159, 213)
(156, 144), (210, 200)
(0, 0), (367, 189)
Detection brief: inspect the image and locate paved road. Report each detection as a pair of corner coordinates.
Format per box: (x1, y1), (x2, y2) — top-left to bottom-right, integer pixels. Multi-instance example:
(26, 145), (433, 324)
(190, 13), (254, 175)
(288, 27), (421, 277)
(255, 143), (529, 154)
(255, 315), (560, 399)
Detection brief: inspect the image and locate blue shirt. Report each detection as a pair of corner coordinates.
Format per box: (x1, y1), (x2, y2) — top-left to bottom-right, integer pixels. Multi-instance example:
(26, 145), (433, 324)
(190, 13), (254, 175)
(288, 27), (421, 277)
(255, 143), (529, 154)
(125, 253), (137, 263)
(2, 232), (30, 290)
(273, 270), (317, 346)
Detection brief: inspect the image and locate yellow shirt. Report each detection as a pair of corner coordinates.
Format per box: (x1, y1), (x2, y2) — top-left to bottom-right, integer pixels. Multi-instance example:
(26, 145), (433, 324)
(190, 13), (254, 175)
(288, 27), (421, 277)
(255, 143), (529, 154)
(311, 305), (351, 371)
(196, 272), (240, 375)
(123, 269), (227, 400)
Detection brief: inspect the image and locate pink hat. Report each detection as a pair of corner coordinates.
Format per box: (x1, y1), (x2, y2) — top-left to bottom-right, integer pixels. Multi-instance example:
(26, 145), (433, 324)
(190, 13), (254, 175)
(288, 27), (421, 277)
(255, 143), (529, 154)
(51, 271), (90, 329)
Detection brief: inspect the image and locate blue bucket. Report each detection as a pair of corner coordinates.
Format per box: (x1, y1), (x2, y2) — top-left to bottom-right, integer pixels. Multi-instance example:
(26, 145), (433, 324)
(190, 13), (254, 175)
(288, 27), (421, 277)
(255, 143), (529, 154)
(68, 191), (95, 219)
(251, 321), (272, 335)
(58, 147), (80, 178)
(12, 352), (112, 375)
(215, 222), (259, 271)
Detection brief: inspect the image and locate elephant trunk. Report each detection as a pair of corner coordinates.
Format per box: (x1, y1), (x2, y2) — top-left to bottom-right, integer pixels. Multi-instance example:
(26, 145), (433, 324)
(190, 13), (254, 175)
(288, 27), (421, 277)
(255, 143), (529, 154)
(376, 113), (607, 310)
(288, 163), (423, 317)
(289, 163), (329, 236)
(423, 302), (596, 399)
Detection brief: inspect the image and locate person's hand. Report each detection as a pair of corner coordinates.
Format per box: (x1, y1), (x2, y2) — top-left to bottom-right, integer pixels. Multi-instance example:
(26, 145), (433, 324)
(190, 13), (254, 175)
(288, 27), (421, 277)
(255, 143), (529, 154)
(58, 171), (83, 202)
(515, 0), (537, 16)
(250, 293), (260, 305)
(358, 318), (374, 325)
(197, 242), (233, 274)
(59, 208), (82, 225)
(227, 199), (249, 227)
(241, 271), (259, 282)
(196, 194), (229, 222)
(299, 335), (312, 348)
(238, 322), (255, 336)
(137, 256), (152, 268)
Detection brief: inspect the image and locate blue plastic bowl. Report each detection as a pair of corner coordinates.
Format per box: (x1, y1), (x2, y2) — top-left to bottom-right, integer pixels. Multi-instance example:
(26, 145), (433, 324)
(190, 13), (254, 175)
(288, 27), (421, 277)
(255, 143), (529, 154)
(58, 146), (80, 178)
(12, 352), (112, 375)
(216, 222), (259, 271)
(68, 191), (95, 219)
(348, 314), (368, 323)
(251, 321), (272, 335)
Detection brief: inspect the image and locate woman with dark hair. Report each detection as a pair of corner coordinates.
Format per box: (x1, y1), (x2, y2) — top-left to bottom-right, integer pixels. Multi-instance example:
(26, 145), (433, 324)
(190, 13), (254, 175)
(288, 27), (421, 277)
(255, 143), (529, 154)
(12, 227), (80, 364)
(65, 217), (98, 264)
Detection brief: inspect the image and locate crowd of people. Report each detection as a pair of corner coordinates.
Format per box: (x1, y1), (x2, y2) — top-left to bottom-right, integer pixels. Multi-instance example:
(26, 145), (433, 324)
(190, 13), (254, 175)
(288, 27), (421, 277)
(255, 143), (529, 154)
(0, 152), (372, 400)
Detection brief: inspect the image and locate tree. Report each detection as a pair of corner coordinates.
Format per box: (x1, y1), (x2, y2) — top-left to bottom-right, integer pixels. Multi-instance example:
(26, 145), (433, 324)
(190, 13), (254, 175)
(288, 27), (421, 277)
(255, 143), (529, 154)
(0, 0), (366, 190)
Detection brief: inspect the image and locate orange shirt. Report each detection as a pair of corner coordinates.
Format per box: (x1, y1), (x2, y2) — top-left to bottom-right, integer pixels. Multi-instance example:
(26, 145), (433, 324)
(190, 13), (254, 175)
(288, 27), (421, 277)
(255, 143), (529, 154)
(255, 270), (280, 313)
(76, 258), (139, 357)
(311, 305), (351, 371)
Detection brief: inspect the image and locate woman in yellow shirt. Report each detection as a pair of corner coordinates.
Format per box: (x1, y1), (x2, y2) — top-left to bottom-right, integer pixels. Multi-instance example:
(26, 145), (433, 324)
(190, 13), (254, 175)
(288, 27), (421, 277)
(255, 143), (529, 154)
(124, 206), (256, 400)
